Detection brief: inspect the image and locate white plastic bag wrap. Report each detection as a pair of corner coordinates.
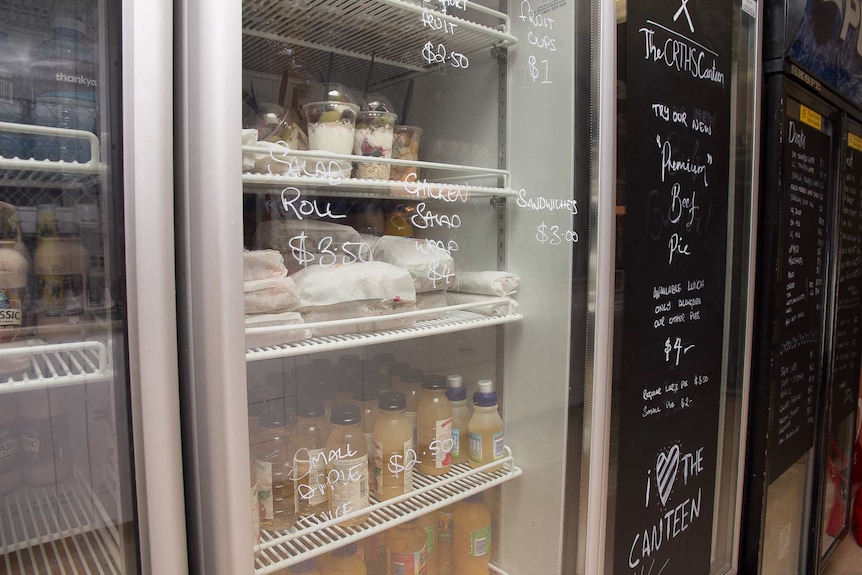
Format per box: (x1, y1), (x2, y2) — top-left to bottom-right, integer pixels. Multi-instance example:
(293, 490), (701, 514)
(242, 127), (310, 175)
(416, 292), (450, 320)
(445, 293), (519, 317)
(256, 219), (368, 275)
(292, 262), (417, 335)
(244, 276), (300, 315)
(243, 249), (288, 282)
(370, 235), (456, 293)
(451, 270), (520, 296)
(241, 129), (257, 171)
(245, 312), (311, 349)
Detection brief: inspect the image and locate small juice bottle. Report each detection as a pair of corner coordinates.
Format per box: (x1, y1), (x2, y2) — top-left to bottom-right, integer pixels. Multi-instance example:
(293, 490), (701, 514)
(417, 512), (438, 575)
(468, 380), (505, 471)
(323, 543), (367, 575)
(285, 558), (322, 575)
(390, 361), (409, 390)
(254, 405), (297, 531)
(452, 493), (491, 575)
(359, 533), (386, 575)
(293, 397), (329, 517)
(373, 392), (414, 500)
(340, 353), (362, 385)
(416, 375), (452, 476)
(335, 365), (358, 404)
(445, 375), (470, 466)
(326, 404), (369, 526)
(386, 520), (427, 575)
(353, 382), (379, 494)
(397, 368), (424, 447)
(436, 507), (454, 575)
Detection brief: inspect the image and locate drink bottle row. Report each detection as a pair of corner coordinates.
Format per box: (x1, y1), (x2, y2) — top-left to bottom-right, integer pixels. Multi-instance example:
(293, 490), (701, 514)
(248, 353), (505, 535)
(268, 495), (492, 575)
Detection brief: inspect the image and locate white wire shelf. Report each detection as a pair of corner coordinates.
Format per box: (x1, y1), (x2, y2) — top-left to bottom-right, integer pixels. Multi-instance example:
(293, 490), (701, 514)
(0, 469), (122, 574)
(246, 304), (522, 361)
(242, 145), (514, 199)
(254, 447), (521, 573)
(0, 122), (104, 189)
(242, 0), (516, 86)
(0, 341), (112, 395)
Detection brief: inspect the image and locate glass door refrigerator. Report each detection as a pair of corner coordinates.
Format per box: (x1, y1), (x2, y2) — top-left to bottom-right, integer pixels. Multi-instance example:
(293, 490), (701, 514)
(176, 0), (610, 574)
(0, 0), (186, 574)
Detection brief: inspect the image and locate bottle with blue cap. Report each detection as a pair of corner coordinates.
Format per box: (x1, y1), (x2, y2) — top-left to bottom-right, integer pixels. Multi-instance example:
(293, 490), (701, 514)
(467, 380), (505, 471)
(446, 375), (470, 466)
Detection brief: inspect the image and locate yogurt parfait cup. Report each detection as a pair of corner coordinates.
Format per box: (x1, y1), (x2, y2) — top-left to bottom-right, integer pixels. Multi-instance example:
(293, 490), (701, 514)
(302, 101), (359, 178)
(389, 125), (423, 181)
(352, 111), (397, 179)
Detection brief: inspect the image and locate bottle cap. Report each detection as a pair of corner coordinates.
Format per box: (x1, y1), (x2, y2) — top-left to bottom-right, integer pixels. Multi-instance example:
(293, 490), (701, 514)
(297, 396), (324, 419)
(401, 368), (424, 385)
(374, 352), (396, 365)
(378, 391), (406, 411)
(289, 559), (317, 574)
(446, 375), (463, 388)
(259, 403), (289, 429)
(331, 403), (361, 425)
(353, 382), (379, 403)
(391, 361), (410, 377)
(423, 374), (447, 390)
(331, 542), (358, 558)
(446, 386), (466, 402)
(473, 379), (498, 407)
(336, 372), (358, 396)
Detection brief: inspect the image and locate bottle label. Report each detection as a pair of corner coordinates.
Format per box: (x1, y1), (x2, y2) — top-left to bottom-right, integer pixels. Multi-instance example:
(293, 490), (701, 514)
(470, 526), (491, 557)
(493, 431), (505, 460)
(374, 439), (414, 495)
(437, 512), (453, 542)
(433, 418), (453, 468)
(451, 429), (460, 458)
(251, 482), (260, 545)
(407, 411), (417, 448)
(388, 547), (428, 575)
(329, 455), (368, 515)
(423, 523), (435, 553)
(39, 274), (85, 316)
(469, 431), (482, 463)
(0, 291), (22, 332)
(21, 414), (71, 467)
(255, 459), (273, 521)
(0, 426), (18, 475)
(294, 448), (328, 509)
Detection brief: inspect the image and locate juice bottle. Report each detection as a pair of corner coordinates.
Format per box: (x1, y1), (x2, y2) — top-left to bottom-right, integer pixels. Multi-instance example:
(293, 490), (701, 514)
(417, 512), (438, 575)
(323, 543), (367, 575)
(19, 388), (72, 486)
(373, 392), (413, 500)
(339, 353), (362, 385)
(398, 368), (424, 448)
(334, 363), (356, 403)
(358, 533), (386, 575)
(390, 362), (409, 390)
(353, 381), (379, 494)
(468, 380), (505, 471)
(452, 494), (491, 575)
(445, 375), (470, 466)
(436, 507), (454, 575)
(293, 396), (329, 517)
(307, 359), (337, 425)
(386, 520), (427, 575)
(254, 405), (297, 530)
(416, 375), (452, 476)
(326, 404), (369, 526)
(250, 459), (260, 554)
(285, 559), (322, 575)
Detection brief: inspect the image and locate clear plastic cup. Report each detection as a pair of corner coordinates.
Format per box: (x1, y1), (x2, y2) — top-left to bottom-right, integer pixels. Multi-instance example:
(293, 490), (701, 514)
(353, 110), (397, 180)
(389, 126), (423, 181)
(302, 101), (359, 178)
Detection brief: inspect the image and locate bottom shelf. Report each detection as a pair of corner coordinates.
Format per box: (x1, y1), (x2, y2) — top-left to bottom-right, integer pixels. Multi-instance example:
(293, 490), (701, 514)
(255, 448), (522, 574)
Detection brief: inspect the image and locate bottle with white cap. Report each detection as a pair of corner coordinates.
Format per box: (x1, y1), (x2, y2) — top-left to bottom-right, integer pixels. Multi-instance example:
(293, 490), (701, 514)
(446, 375), (471, 466)
(467, 379), (505, 471)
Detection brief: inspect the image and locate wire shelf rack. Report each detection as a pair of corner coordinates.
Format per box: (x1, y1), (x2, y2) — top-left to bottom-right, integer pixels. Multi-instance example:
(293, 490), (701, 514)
(0, 341), (112, 395)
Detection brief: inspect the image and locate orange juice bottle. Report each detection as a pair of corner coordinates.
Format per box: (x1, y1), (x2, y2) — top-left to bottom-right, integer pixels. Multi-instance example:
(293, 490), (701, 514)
(445, 376), (470, 466)
(417, 512), (438, 575)
(468, 380), (505, 471)
(354, 378), (379, 494)
(386, 520), (427, 575)
(416, 375), (452, 476)
(436, 507), (454, 575)
(254, 405), (297, 530)
(293, 397), (329, 517)
(358, 533), (386, 575)
(453, 494), (491, 575)
(397, 368), (423, 447)
(326, 404), (369, 526)
(373, 392), (414, 500)
(323, 543), (367, 575)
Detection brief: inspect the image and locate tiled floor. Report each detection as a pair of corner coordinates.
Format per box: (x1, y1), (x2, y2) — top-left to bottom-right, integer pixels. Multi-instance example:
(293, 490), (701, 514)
(822, 534), (862, 575)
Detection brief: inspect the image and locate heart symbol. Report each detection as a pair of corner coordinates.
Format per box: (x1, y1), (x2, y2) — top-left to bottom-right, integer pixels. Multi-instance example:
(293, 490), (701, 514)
(655, 445), (680, 507)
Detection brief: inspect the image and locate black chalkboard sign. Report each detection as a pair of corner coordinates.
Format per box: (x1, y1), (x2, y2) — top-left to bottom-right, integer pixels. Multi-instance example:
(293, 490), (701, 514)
(828, 123), (862, 429)
(766, 99), (831, 480)
(614, 0), (732, 573)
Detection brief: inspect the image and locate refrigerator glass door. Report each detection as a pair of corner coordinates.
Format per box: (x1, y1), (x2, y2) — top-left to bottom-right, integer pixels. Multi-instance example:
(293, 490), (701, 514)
(0, 0), (138, 573)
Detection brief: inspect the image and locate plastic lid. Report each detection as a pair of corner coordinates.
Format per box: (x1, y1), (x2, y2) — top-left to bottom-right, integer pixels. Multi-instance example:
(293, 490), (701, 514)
(378, 391), (406, 411)
(446, 386), (466, 402)
(332, 542), (358, 558)
(446, 375), (463, 388)
(353, 382), (379, 403)
(423, 374), (447, 390)
(297, 396), (325, 419)
(401, 368), (424, 385)
(362, 93), (396, 113)
(288, 559), (317, 574)
(331, 403), (361, 425)
(473, 379), (498, 407)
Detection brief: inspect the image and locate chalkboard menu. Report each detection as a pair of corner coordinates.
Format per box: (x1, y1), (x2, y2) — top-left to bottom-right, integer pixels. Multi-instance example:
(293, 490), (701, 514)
(828, 125), (862, 429)
(613, 1), (731, 573)
(766, 100), (831, 480)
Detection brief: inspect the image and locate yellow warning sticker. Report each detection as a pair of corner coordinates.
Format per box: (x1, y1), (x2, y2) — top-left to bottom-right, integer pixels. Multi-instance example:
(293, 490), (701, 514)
(800, 105), (822, 131)
(849, 132), (862, 152)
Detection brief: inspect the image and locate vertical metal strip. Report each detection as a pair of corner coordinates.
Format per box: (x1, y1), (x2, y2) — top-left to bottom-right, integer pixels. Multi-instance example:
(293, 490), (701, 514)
(581, 0), (616, 572)
(122, 0), (189, 574)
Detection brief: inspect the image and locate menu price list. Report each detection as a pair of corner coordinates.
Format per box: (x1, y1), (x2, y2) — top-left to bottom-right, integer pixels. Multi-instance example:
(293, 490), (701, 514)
(613, 0), (731, 573)
(767, 102), (831, 480)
